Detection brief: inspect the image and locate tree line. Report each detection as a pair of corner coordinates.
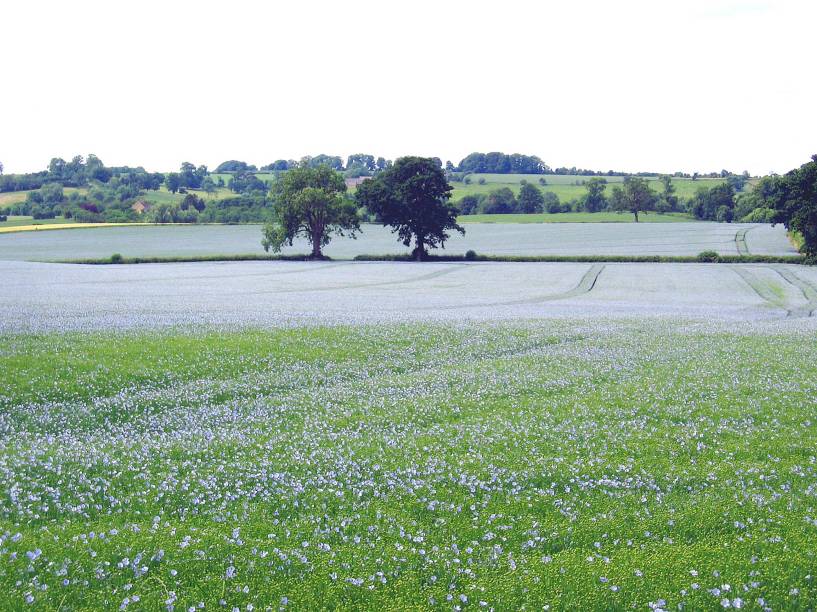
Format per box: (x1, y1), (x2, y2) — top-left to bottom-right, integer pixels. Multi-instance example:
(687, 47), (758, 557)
(456, 175), (762, 223)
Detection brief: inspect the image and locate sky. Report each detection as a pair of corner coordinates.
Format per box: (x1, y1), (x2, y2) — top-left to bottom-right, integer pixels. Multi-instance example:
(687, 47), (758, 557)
(1, 0), (815, 176)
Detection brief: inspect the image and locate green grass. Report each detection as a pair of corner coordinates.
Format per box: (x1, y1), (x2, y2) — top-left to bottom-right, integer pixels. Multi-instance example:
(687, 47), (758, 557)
(140, 186), (233, 206)
(451, 174), (732, 204)
(0, 215), (76, 228)
(1, 323), (815, 608)
(458, 211), (693, 223)
(0, 188), (87, 210)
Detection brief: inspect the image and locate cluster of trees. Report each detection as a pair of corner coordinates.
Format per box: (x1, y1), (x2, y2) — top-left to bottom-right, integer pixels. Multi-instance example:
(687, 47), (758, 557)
(7, 177), (160, 222)
(458, 183), (563, 215)
(457, 152), (549, 175)
(763, 156), (817, 256)
(263, 157), (462, 260)
(218, 155), (394, 178)
(165, 163), (209, 193)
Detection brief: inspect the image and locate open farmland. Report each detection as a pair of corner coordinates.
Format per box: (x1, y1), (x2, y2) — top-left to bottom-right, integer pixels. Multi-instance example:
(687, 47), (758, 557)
(1, 259), (816, 330)
(0, 222), (796, 261)
(1, 284), (816, 608)
(450, 174), (729, 203)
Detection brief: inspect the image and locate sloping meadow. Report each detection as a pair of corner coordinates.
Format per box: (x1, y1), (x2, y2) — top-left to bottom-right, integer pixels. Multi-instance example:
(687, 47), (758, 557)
(1, 320), (816, 609)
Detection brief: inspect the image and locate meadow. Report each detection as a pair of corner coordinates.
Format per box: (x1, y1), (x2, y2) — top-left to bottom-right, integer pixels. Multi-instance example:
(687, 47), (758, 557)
(1, 317), (816, 609)
(0, 187), (87, 209)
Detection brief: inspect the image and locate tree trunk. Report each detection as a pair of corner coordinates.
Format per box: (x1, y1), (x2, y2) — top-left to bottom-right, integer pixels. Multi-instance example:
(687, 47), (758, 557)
(413, 236), (426, 261)
(634, 210), (639, 223)
(310, 225), (324, 259)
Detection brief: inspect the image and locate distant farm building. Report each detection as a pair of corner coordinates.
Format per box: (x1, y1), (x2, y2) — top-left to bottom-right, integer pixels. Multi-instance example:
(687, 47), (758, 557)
(344, 176), (371, 189)
(131, 200), (151, 215)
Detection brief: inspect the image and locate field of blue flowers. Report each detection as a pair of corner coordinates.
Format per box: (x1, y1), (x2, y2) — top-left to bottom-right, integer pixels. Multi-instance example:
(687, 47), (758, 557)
(1, 321), (815, 609)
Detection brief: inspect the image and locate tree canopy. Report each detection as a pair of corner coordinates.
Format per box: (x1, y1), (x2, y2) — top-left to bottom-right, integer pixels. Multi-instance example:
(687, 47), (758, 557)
(215, 160), (257, 173)
(356, 156), (464, 260)
(581, 178), (608, 213)
(457, 152), (549, 174)
(262, 165), (359, 259)
(611, 177), (656, 222)
(765, 155), (817, 256)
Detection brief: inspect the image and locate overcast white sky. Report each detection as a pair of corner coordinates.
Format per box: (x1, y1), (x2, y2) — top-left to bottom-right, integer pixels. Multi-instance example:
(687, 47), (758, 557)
(1, 0), (814, 175)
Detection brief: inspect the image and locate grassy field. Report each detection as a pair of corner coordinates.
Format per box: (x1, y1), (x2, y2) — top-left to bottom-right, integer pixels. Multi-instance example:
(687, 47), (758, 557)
(140, 186), (233, 206)
(0, 322), (815, 609)
(459, 212), (692, 223)
(0, 215), (76, 229)
(451, 174), (730, 204)
(0, 188), (87, 209)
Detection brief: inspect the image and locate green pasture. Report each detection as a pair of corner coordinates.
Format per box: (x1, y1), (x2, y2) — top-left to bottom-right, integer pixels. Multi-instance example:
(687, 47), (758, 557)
(451, 174), (730, 203)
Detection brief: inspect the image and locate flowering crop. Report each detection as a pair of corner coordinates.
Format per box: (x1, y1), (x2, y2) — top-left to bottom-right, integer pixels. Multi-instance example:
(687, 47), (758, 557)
(0, 319), (816, 609)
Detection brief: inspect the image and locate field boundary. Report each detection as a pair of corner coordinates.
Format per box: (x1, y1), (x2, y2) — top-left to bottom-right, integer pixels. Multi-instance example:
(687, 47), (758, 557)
(51, 253), (811, 265)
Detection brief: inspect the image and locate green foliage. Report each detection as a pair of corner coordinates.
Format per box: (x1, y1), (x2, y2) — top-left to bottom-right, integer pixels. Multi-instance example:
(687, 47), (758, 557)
(215, 160), (257, 173)
(198, 194), (273, 223)
(482, 187), (517, 214)
(517, 182), (545, 213)
(697, 250), (721, 262)
(764, 155), (817, 256)
(228, 171), (268, 194)
(356, 156), (464, 260)
(690, 183), (736, 221)
(581, 177), (608, 212)
(262, 165), (359, 258)
(458, 152), (549, 174)
(611, 177), (657, 222)
(180, 193), (206, 212)
(457, 194), (481, 215)
(165, 172), (182, 194)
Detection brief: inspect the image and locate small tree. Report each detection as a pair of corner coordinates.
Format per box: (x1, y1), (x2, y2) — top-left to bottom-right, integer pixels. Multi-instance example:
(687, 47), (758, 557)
(612, 177), (656, 222)
(483, 187), (517, 214)
(356, 156), (464, 260)
(581, 177), (608, 213)
(518, 183), (545, 213)
(201, 177), (217, 197)
(165, 173), (181, 194)
(262, 165), (359, 259)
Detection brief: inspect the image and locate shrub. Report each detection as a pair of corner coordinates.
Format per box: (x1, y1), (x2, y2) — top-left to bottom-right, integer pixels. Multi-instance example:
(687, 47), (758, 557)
(464, 177), (472, 185)
(464, 249), (477, 261)
(697, 250), (721, 263)
(478, 177), (486, 185)
(538, 177), (548, 186)
(741, 207), (775, 223)
(0, 214), (7, 222)
(110, 253), (124, 264)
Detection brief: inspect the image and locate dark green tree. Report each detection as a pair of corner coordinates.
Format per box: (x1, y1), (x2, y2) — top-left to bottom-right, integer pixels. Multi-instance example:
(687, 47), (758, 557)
(201, 177), (217, 197)
(517, 183), (545, 213)
(482, 187), (517, 214)
(581, 177), (608, 213)
(657, 175), (679, 213)
(165, 173), (182, 194)
(262, 165), (359, 259)
(356, 156), (464, 260)
(767, 155), (817, 256)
